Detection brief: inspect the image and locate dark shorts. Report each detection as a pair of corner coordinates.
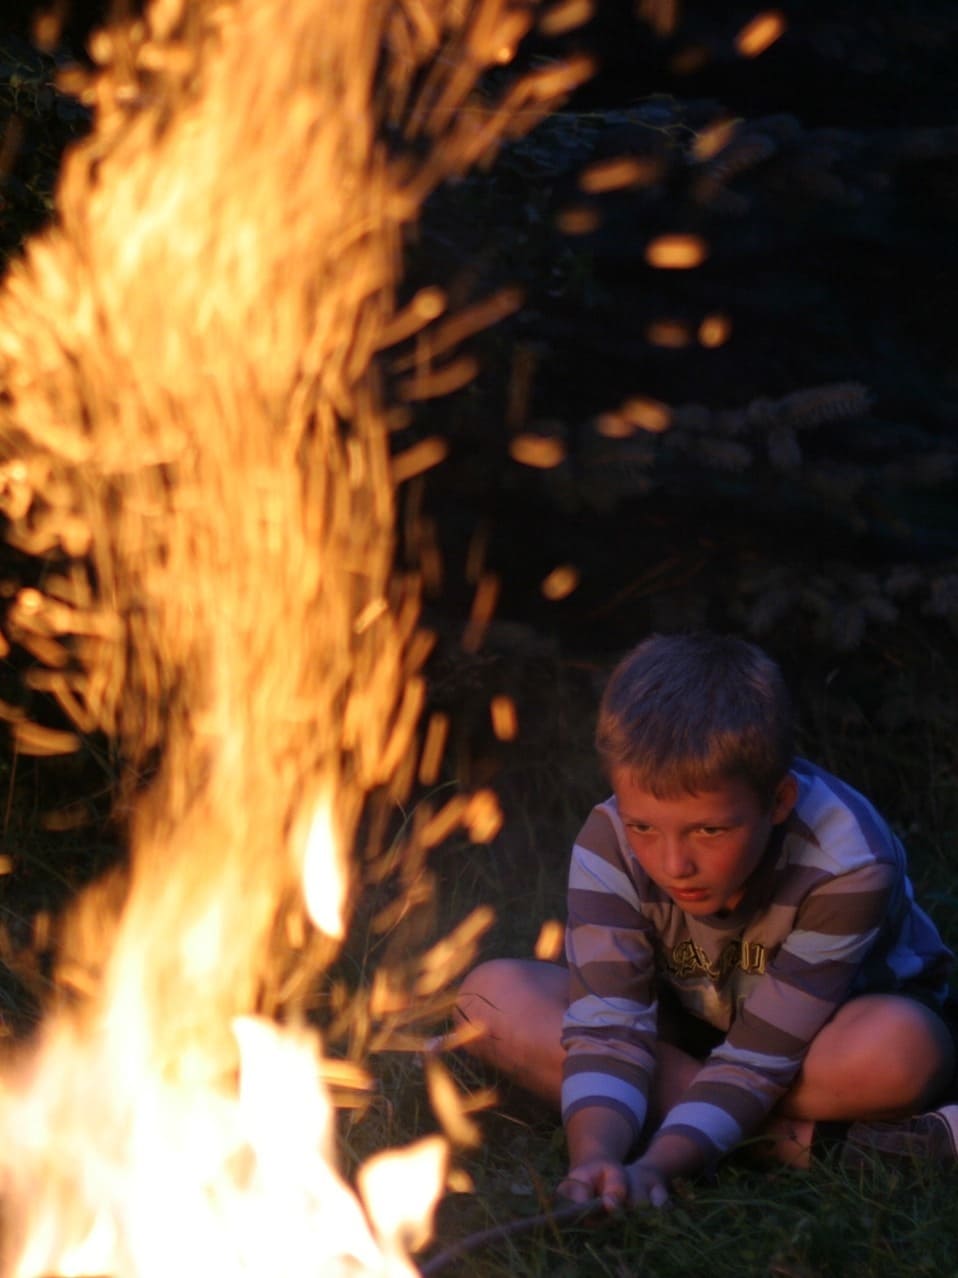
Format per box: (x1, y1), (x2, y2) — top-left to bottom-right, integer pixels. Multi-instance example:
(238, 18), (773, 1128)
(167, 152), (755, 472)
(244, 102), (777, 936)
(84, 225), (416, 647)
(656, 983), (725, 1056)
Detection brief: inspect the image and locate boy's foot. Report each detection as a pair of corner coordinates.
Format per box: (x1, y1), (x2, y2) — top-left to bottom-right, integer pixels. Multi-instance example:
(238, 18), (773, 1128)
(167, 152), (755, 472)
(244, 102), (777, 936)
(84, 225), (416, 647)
(838, 1106), (958, 1168)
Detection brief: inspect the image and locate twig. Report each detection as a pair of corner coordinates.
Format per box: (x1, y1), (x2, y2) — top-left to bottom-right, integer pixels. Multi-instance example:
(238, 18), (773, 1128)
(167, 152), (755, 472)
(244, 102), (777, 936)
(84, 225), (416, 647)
(418, 1196), (604, 1276)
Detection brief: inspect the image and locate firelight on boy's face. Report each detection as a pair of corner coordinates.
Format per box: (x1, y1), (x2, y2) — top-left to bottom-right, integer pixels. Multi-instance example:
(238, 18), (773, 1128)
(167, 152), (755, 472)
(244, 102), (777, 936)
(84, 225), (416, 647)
(611, 769), (798, 916)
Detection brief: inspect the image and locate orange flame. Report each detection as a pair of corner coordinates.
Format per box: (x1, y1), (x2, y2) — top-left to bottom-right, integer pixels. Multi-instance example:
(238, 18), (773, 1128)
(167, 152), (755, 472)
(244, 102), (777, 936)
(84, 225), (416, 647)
(0, 0), (593, 1273)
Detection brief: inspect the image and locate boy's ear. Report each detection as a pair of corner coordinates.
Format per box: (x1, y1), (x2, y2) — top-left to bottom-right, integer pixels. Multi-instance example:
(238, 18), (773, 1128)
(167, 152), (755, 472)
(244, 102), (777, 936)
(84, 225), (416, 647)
(771, 773), (799, 824)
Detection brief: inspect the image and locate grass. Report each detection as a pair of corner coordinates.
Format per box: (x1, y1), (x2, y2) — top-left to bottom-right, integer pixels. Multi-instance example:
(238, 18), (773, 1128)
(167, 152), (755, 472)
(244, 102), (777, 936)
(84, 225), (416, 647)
(351, 1063), (958, 1277)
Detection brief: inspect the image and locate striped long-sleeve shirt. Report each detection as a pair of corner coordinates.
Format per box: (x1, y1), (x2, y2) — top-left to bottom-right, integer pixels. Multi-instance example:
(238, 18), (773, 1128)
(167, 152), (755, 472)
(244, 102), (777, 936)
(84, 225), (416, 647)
(560, 758), (953, 1162)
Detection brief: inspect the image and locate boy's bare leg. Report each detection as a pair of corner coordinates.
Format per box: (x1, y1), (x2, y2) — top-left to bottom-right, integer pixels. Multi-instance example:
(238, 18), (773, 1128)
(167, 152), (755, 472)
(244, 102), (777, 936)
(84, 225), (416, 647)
(782, 993), (954, 1118)
(751, 993), (956, 1167)
(453, 958), (567, 1105)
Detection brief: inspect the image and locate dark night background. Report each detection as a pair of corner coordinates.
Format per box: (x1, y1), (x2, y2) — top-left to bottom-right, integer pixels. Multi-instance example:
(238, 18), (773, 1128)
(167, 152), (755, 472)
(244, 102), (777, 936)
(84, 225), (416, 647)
(396, 2), (958, 667)
(0, 0), (957, 781)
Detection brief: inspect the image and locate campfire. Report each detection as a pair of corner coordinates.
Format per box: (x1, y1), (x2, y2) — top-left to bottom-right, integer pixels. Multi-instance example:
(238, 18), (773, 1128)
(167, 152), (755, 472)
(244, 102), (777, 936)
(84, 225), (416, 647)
(0, 0), (590, 1273)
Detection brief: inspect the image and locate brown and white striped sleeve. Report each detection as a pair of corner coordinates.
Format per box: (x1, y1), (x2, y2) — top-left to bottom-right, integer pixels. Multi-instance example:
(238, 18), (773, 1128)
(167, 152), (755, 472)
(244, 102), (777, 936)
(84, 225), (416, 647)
(560, 804), (658, 1144)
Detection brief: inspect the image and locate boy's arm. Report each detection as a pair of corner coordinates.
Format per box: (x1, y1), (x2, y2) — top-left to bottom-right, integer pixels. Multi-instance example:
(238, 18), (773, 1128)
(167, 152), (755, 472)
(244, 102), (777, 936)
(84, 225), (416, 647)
(560, 807), (660, 1201)
(559, 1105), (637, 1209)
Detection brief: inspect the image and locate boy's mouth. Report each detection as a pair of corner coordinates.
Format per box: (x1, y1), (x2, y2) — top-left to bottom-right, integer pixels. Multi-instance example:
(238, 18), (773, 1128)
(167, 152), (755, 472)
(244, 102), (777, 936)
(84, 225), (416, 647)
(670, 887), (710, 902)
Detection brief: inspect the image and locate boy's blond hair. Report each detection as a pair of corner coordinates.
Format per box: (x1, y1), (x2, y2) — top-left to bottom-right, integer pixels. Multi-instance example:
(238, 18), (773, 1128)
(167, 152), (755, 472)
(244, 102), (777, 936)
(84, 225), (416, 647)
(595, 632), (794, 806)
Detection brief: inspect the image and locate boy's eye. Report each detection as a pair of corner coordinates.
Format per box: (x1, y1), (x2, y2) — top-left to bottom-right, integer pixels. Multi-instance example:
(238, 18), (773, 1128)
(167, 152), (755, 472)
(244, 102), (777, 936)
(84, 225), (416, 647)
(627, 823), (653, 835)
(698, 826), (727, 837)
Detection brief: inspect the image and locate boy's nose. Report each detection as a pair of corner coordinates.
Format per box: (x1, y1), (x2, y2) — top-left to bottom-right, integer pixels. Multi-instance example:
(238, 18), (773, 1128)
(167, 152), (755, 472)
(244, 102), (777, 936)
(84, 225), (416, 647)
(663, 840), (694, 880)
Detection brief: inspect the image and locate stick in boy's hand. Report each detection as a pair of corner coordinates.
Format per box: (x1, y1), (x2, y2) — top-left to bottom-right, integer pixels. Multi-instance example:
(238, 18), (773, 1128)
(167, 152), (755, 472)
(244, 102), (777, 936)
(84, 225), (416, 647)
(419, 1196), (606, 1275)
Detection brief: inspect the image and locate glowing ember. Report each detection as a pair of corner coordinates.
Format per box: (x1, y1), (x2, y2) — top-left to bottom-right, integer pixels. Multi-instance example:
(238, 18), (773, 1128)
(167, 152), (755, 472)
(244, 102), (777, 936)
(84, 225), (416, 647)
(538, 0), (594, 38)
(620, 396), (672, 433)
(555, 205), (601, 235)
(0, 0), (593, 1274)
(540, 564), (580, 601)
(735, 10), (787, 58)
(508, 432), (567, 468)
(594, 412), (635, 440)
(690, 118), (738, 163)
(644, 318), (693, 347)
(579, 154), (662, 193)
(462, 573), (501, 654)
(644, 233), (709, 270)
(489, 695), (519, 742)
(533, 919), (565, 961)
(417, 712), (451, 787)
(699, 313), (733, 348)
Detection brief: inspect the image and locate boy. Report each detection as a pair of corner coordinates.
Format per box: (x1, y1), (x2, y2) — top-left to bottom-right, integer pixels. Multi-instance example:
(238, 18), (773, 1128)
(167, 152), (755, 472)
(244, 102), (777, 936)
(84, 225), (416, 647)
(455, 633), (958, 1209)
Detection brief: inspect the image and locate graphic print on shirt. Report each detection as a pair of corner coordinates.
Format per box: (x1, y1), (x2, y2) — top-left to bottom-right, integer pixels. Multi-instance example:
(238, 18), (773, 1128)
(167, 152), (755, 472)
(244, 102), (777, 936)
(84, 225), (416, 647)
(663, 937), (768, 981)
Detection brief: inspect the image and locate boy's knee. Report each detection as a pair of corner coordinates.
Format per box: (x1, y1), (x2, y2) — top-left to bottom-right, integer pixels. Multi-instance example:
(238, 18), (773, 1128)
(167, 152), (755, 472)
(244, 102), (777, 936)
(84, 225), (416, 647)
(455, 959), (522, 1031)
(453, 960), (528, 1073)
(452, 958), (567, 1102)
(883, 1002), (955, 1108)
(826, 996), (954, 1110)
(454, 958), (568, 1062)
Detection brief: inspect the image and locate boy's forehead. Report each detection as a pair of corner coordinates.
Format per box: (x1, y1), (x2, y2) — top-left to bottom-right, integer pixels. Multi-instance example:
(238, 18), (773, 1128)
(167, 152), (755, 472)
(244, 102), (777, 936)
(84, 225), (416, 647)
(611, 769), (760, 816)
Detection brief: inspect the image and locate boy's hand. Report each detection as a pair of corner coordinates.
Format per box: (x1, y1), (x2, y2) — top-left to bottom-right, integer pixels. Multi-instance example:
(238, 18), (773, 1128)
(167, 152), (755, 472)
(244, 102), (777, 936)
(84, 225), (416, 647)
(624, 1160), (670, 1208)
(557, 1158), (670, 1212)
(559, 1106), (679, 1213)
(559, 1155), (669, 1211)
(557, 1158), (631, 1213)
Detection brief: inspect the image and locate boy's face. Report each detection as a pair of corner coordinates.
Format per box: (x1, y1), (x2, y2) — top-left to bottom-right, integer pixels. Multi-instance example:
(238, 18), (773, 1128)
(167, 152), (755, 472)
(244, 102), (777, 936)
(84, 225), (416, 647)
(611, 769), (798, 916)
